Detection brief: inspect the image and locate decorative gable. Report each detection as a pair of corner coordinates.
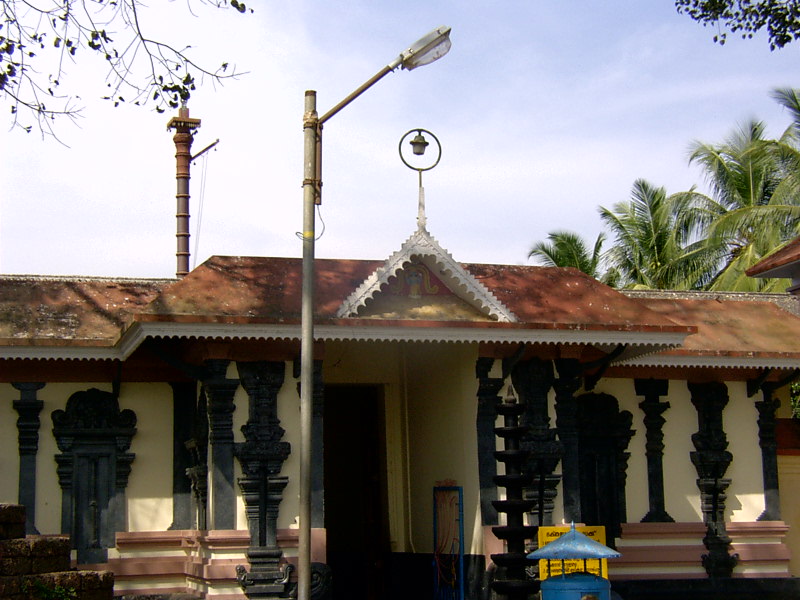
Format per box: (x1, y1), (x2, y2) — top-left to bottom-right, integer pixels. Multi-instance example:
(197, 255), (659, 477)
(336, 228), (517, 322)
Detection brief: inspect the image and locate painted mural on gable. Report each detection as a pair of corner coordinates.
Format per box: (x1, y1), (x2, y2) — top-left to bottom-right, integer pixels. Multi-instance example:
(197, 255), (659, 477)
(355, 261), (492, 321)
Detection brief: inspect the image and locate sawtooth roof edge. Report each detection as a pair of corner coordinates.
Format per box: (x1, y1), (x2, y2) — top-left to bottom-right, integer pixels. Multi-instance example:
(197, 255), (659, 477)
(617, 353), (800, 370)
(25, 321), (686, 361)
(335, 228), (518, 322)
(0, 274), (176, 284)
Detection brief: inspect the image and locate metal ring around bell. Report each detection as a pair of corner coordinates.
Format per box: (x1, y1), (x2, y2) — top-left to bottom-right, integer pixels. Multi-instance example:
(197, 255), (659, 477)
(398, 128), (442, 172)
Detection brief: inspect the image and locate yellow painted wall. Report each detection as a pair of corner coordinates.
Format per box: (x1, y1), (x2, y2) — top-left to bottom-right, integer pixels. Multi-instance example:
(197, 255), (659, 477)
(0, 382), (121, 535)
(725, 381), (765, 521)
(275, 362), (301, 531)
(3, 381), (178, 535)
(659, 381), (703, 522)
(594, 378), (766, 525)
(0, 383), (20, 505)
(232, 378), (249, 532)
(124, 382), (175, 532)
(404, 342), (481, 554)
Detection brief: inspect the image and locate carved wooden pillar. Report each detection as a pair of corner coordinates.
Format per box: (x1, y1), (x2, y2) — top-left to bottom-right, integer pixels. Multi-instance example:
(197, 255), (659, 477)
(554, 358), (583, 523)
(511, 358), (561, 528)
(575, 393), (634, 543)
(235, 361), (293, 599)
(52, 388), (136, 564)
(634, 378), (674, 523)
(754, 383), (781, 521)
(475, 357), (503, 525)
(185, 387), (210, 530)
(12, 382), (45, 534)
(204, 359), (239, 531)
(688, 381), (738, 578)
(170, 381), (197, 530)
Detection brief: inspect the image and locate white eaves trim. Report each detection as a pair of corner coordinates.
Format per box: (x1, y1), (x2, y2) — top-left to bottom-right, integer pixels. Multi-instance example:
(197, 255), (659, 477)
(619, 353), (800, 370)
(1, 321), (690, 361)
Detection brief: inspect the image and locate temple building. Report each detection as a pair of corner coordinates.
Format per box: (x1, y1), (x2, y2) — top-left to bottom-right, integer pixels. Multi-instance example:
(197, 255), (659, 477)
(3, 112), (800, 600)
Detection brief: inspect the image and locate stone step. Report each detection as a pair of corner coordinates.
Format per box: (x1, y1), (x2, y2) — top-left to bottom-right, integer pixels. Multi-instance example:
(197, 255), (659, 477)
(0, 536), (71, 575)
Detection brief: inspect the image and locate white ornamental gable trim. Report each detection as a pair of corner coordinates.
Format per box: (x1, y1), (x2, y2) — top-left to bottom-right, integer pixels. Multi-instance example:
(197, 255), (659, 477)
(336, 228), (518, 322)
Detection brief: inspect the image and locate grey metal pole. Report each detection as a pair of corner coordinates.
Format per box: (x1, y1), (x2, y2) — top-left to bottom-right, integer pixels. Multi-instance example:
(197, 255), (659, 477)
(299, 90), (318, 600)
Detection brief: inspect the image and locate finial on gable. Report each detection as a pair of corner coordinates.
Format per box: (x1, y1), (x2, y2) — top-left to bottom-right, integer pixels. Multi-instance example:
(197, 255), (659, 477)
(399, 128), (442, 232)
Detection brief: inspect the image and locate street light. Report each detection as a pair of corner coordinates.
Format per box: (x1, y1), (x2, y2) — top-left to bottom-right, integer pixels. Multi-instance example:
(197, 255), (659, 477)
(299, 26), (452, 600)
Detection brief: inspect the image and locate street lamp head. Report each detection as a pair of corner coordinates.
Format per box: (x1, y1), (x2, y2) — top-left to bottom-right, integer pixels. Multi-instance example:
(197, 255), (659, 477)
(394, 26), (452, 71)
(410, 131), (429, 155)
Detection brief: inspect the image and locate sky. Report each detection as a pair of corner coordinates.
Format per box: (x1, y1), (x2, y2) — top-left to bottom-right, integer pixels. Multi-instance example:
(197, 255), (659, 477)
(2, 1), (800, 279)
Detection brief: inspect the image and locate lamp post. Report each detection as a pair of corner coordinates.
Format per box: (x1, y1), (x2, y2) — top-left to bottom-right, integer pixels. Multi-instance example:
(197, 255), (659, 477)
(299, 26), (452, 600)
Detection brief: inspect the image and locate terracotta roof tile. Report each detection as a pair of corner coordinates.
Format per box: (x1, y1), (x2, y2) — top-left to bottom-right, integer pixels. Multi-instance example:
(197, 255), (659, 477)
(626, 292), (800, 359)
(137, 257), (688, 333)
(464, 264), (686, 331)
(0, 275), (170, 346)
(5, 258), (800, 366)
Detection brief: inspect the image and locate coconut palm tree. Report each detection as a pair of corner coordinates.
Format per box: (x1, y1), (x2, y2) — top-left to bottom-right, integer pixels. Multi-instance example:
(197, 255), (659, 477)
(528, 230), (609, 280)
(675, 119), (800, 291)
(599, 179), (709, 290)
(771, 87), (800, 131)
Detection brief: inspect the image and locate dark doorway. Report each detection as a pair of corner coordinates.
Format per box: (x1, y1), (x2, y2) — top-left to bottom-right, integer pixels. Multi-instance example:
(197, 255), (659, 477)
(324, 385), (388, 600)
(576, 393), (634, 544)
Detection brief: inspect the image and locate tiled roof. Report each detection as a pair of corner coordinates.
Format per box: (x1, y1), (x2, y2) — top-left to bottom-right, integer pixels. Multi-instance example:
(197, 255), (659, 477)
(747, 236), (800, 278)
(621, 290), (800, 367)
(3, 258), (800, 371)
(135, 256), (689, 334)
(0, 275), (170, 347)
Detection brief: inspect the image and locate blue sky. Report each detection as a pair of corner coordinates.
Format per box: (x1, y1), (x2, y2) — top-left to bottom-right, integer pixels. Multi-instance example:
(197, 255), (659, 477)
(2, 1), (799, 277)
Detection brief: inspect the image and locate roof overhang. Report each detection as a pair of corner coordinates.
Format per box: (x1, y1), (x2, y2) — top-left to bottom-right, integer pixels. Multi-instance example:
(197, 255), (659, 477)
(619, 352), (800, 371)
(0, 319), (692, 362)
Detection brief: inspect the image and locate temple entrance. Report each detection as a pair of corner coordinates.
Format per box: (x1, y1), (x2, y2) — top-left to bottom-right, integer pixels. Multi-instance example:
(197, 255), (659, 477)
(324, 385), (388, 600)
(576, 393), (634, 544)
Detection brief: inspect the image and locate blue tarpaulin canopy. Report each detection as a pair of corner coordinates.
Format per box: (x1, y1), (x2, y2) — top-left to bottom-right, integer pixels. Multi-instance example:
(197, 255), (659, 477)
(527, 524), (621, 560)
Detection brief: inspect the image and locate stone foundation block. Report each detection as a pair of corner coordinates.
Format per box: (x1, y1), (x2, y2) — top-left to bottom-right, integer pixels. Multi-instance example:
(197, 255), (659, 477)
(0, 504), (26, 541)
(0, 537), (71, 575)
(0, 570), (114, 600)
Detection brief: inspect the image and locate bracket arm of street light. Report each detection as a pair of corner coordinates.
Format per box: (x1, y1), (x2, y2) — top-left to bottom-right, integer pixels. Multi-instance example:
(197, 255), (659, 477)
(318, 25), (451, 125)
(319, 64), (393, 125)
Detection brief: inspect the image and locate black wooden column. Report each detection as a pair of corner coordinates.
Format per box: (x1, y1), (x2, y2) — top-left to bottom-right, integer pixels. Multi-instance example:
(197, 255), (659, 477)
(186, 389), (210, 530)
(634, 378), (674, 523)
(753, 382), (782, 521)
(12, 382), (45, 534)
(234, 361), (294, 599)
(204, 359), (239, 530)
(511, 358), (562, 528)
(554, 358), (583, 523)
(475, 357), (503, 526)
(688, 381), (738, 578)
(170, 381), (197, 530)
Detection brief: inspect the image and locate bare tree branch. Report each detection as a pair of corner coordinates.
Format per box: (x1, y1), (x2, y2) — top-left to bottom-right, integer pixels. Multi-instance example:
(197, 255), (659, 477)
(1, 0), (250, 136)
